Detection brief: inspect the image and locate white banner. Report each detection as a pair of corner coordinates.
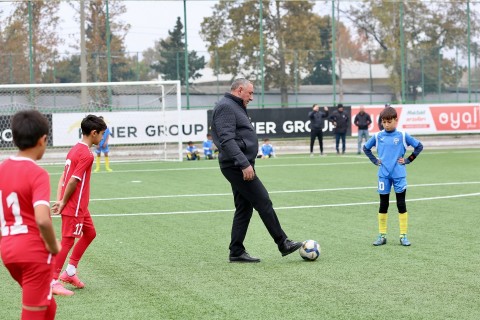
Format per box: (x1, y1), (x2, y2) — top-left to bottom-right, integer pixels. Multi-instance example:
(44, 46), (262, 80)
(52, 110), (207, 147)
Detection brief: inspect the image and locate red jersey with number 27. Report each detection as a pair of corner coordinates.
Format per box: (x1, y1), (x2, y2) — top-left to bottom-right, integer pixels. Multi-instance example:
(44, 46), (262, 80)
(60, 142), (94, 217)
(0, 156), (52, 264)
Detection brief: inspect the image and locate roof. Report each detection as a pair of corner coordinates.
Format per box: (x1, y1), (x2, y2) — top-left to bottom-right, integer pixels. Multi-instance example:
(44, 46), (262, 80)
(335, 58), (390, 80)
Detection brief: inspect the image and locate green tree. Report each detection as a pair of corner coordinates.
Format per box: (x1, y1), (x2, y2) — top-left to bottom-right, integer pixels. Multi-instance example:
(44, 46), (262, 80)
(150, 17), (205, 83)
(201, 0), (338, 107)
(82, 0), (132, 82)
(0, 1), (61, 84)
(50, 55), (81, 83)
(347, 0), (479, 101)
(303, 17), (334, 85)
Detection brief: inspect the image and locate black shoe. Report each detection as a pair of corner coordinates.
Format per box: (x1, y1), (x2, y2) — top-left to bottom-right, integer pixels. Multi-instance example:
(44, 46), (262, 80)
(279, 239), (302, 257)
(229, 252), (261, 263)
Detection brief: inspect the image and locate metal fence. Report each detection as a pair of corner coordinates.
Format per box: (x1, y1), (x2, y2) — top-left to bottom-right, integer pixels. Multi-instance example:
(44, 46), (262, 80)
(1, 0), (479, 109)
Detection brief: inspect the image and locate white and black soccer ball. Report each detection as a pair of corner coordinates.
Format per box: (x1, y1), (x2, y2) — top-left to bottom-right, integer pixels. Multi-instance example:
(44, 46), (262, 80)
(299, 240), (321, 261)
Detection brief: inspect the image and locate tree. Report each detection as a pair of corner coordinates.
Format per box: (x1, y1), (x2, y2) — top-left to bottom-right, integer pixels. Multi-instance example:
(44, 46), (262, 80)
(0, 1), (61, 84)
(50, 55), (81, 83)
(150, 17), (205, 83)
(200, 0), (338, 107)
(347, 0), (479, 101)
(80, 0), (132, 82)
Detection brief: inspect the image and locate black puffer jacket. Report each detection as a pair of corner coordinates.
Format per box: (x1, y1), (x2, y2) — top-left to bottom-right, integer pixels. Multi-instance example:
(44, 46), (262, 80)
(211, 93), (258, 169)
(329, 110), (349, 134)
(308, 109), (329, 130)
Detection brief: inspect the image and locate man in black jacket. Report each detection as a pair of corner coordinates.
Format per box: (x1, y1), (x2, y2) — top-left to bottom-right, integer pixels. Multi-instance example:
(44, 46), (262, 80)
(308, 104), (329, 156)
(211, 78), (302, 263)
(354, 106), (372, 154)
(329, 104), (349, 154)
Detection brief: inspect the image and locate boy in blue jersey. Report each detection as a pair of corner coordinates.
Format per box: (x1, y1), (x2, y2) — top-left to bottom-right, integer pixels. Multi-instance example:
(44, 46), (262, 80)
(363, 107), (423, 246)
(186, 141), (200, 160)
(203, 134), (216, 159)
(259, 138), (275, 159)
(94, 117), (112, 172)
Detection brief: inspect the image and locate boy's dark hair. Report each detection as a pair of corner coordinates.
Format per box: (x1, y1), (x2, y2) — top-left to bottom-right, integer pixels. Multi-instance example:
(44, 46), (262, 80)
(11, 110), (49, 150)
(337, 103), (344, 109)
(263, 138), (270, 142)
(380, 107), (398, 120)
(81, 115), (107, 135)
(187, 141), (193, 145)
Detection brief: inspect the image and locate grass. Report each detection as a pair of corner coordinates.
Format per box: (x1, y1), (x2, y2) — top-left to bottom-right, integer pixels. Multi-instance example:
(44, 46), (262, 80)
(1, 149), (480, 319)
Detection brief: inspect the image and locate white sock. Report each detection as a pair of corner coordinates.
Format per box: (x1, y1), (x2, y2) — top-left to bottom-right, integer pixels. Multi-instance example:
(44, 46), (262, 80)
(66, 264), (76, 276)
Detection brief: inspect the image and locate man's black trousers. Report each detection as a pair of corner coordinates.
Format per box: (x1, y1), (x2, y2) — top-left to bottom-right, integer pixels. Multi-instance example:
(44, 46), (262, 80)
(221, 166), (288, 256)
(310, 129), (324, 153)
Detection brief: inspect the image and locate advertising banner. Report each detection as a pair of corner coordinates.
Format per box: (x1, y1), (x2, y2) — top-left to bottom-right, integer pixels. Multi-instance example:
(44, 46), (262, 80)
(208, 107), (352, 139)
(0, 114), (53, 148)
(350, 103), (480, 135)
(51, 110), (207, 147)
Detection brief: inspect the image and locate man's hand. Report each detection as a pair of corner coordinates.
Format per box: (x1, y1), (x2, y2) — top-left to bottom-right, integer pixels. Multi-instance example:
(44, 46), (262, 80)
(45, 239), (62, 255)
(376, 159), (382, 166)
(242, 165), (255, 181)
(398, 157), (406, 165)
(51, 201), (65, 215)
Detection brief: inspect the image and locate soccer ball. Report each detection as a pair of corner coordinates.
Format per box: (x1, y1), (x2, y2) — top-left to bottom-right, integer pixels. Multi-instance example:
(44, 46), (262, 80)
(299, 240), (321, 261)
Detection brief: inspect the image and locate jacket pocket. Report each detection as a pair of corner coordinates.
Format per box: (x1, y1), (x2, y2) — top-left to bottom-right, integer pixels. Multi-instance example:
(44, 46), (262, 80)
(235, 138), (246, 151)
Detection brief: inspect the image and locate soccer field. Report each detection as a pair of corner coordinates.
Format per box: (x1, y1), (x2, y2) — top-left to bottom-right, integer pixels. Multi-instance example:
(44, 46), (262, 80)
(1, 149), (480, 320)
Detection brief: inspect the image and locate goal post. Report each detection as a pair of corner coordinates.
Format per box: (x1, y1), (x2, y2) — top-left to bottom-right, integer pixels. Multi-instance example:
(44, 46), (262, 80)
(0, 80), (184, 162)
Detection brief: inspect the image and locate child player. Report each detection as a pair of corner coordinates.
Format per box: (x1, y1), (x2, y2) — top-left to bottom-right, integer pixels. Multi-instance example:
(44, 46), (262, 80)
(51, 115), (107, 296)
(0, 110), (61, 320)
(363, 106), (423, 246)
(260, 138), (275, 159)
(94, 116), (112, 172)
(203, 133), (215, 159)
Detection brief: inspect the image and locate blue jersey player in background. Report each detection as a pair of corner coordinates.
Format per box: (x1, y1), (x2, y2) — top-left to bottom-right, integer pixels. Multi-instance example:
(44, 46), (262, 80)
(203, 133), (217, 159)
(258, 138), (275, 159)
(363, 107), (423, 247)
(186, 141), (201, 160)
(94, 118), (112, 172)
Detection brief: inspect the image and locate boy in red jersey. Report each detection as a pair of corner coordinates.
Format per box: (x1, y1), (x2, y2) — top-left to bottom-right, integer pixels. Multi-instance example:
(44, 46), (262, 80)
(51, 115), (106, 296)
(0, 110), (61, 320)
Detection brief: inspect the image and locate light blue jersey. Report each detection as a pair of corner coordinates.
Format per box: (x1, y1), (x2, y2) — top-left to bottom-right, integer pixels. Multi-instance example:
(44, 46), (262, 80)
(203, 139), (213, 156)
(364, 129), (422, 194)
(261, 143), (274, 157)
(186, 145), (198, 154)
(96, 127), (111, 154)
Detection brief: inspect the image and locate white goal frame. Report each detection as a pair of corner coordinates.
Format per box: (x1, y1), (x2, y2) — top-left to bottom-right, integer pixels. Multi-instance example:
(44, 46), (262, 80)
(0, 80), (183, 162)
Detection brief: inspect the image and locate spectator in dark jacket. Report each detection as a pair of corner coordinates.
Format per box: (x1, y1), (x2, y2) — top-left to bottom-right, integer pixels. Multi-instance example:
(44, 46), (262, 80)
(329, 104), (349, 154)
(354, 106), (372, 154)
(211, 78), (302, 263)
(308, 104), (329, 156)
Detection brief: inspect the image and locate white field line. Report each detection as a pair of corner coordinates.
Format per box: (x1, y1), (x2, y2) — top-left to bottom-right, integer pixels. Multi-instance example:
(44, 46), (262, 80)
(79, 192), (480, 218)
(39, 148), (480, 167)
(46, 161), (372, 176)
(82, 181), (480, 202)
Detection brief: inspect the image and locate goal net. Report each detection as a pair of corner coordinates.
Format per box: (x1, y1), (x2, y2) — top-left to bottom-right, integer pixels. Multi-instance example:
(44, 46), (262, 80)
(0, 80), (183, 162)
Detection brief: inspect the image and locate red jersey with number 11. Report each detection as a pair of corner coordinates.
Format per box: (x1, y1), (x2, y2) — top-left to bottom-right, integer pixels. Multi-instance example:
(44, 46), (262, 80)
(0, 156), (52, 263)
(60, 142), (94, 217)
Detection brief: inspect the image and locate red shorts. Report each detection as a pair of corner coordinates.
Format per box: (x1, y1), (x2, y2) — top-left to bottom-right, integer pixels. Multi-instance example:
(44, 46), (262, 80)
(4, 261), (55, 307)
(61, 212), (95, 238)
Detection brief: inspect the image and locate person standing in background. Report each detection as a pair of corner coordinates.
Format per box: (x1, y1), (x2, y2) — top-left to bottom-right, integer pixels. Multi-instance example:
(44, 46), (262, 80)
(329, 104), (349, 154)
(308, 104), (329, 156)
(354, 106), (372, 154)
(94, 117), (112, 172)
